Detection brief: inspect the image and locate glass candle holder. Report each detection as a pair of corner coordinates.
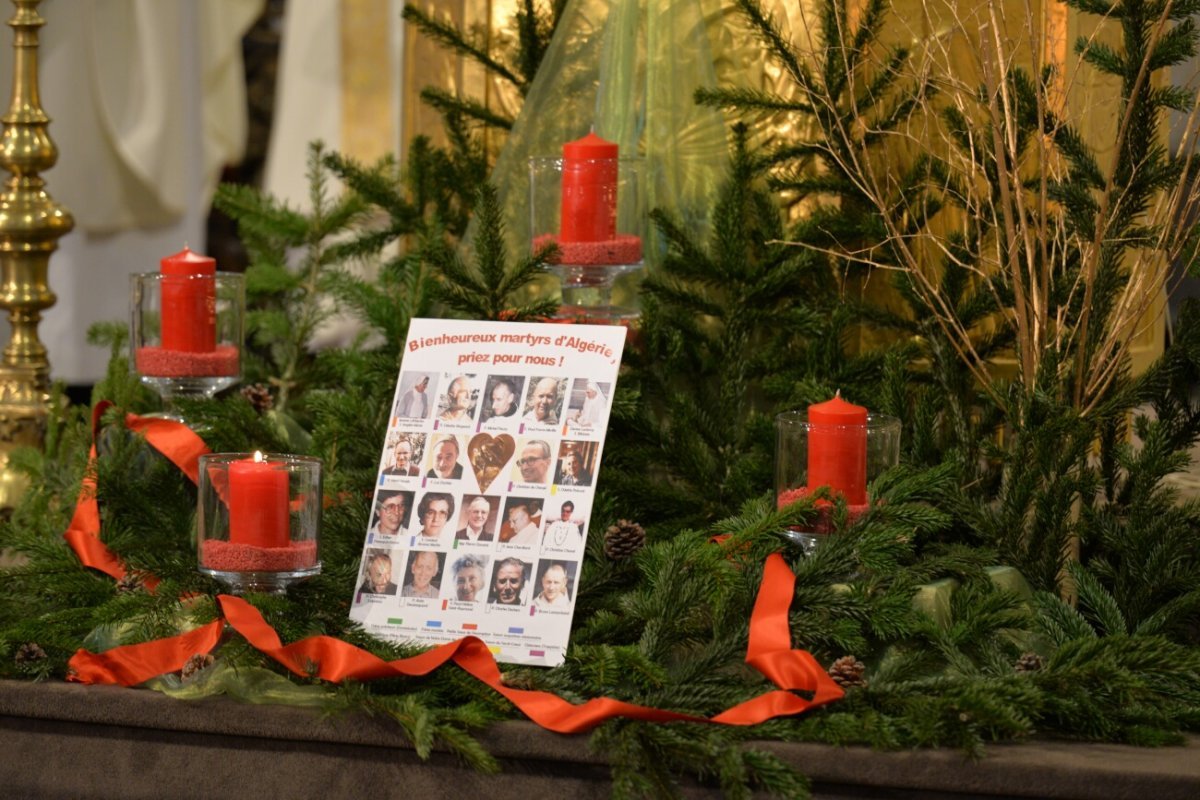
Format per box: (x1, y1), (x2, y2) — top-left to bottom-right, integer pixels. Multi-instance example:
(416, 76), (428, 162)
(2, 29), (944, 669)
(775, 411), (901, 553)
(529, 155), (645, 321)
(130, 271), (245, 409)
(197, 452), (322, 594)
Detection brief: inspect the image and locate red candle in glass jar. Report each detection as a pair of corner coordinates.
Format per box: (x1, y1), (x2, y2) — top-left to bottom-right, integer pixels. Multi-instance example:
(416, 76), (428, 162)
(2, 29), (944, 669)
(807, 393), (868, 505)
(160, 247), (216, 352)
(560, 132), (618, 243)
(228, 452), (290, 549)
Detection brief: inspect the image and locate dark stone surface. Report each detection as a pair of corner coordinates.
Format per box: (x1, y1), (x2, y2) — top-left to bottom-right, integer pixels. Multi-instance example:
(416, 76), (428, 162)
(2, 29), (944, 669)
(0, 680), (1197, 799)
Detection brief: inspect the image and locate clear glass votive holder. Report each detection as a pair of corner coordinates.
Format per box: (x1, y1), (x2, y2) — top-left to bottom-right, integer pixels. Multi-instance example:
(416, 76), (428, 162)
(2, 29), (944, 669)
(775, 411), (901, 553)
(130, 271), (245, 401)
(197, 452), (322, 594)
(529, 155), (646, 320)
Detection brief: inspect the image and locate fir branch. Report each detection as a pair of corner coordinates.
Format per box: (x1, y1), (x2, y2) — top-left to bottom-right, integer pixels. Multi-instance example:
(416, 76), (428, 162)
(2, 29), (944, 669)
(427, 183), (557, 321)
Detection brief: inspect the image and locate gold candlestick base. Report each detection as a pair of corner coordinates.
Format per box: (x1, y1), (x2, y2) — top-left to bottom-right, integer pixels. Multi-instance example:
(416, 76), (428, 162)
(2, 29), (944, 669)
(0, 0), (74, 511)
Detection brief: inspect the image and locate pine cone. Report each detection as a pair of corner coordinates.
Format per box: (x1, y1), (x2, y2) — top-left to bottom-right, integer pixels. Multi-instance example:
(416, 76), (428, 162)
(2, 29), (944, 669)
(240, 383), (274, 414)
(604, 519), (646, 560)
(828, 655), (868, 689)
(14, 642), (46, 664)
(116, 571), (148, 595)
(1015, 652), (1044, 673)
(500, 670), (538, 691)
(181, 653), (215, 682)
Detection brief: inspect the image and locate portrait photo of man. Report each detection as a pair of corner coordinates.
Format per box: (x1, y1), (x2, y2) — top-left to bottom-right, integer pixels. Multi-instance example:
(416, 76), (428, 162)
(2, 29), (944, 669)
(480, 375), (524, 422)
(522, 376), (562, 425)
(488, 557), (530, 606)
(512, 438), (552, 485)
(416, 492), (455, 543)
(455, 495), (496, 542)
(426, 434), (464, 480)
(401, 550), (443, 599)
(438, 374), (478, 423)
(395, 373), (434, 419)
(500, 498), (542, 546)
(554, 448), (594, 487)
(358, 550), (398, 596)
(368, 490), (412, 539)
(450, 554), (488, 602)
(542, 500), (584, 550)
(533, 561), (574, 610)
(382, 434), (422, 477)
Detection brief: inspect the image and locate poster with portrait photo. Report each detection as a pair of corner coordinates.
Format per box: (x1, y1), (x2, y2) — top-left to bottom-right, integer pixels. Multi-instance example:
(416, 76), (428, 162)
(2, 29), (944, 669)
(454, 493), (500, 544)
(411, 490), (457, 547)
(564, 379), (611, 432)
(355, 548), (401, 598)
(424, 433), (466, 481)
(400, 550), (444, 600)
(532, 559), (577, 612)
(380, 432), (425, 480)
(393, 372), (438, 422)
(487, 557), (533, 607)
(498, 495), (543, 548)
(351, 318), (627, 667)
(436, 372), (480, 426)
(540, 496), (589, 554)
(366, 489), (414, 546)
(553, 440), (597, 487)
(480, 374), (526, 424)
(443, 552), (489, 605)
(521, 375), (566, 427)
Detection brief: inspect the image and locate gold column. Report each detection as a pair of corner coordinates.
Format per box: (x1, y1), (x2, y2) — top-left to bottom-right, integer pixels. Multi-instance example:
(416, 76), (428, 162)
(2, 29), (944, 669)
(0, 0), (72, 510)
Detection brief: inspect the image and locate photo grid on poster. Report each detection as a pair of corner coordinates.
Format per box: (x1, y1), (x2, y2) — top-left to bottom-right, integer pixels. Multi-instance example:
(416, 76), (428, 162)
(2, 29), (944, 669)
(349, 319), (627, 667)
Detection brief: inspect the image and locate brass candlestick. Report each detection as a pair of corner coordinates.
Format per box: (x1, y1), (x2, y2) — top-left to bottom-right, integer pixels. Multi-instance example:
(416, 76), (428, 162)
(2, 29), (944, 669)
(0, 0), (72, 510)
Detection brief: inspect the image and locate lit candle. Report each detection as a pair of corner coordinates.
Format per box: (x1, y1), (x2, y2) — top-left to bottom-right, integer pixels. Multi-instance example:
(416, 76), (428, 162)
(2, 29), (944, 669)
(560, 132), (618, 243)
(228, 452), (290, 549)
(807, 393), (868, 505)
(160, 246), (216, 352)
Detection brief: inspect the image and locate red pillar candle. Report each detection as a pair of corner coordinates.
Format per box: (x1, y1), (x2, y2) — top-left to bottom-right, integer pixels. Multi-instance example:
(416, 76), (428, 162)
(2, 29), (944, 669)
(807, 393), (868, 505)
(560, 132), (618, 243)
(228, 453), (290, 549)
(160, 247), (216, 352)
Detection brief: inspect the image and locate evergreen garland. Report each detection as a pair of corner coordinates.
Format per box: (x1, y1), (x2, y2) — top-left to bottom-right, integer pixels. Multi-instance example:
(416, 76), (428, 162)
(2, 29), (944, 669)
(1, 1), (1200, 798)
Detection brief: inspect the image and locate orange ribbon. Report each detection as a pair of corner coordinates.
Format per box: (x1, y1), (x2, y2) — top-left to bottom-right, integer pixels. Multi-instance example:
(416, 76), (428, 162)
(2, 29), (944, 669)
(68, 553), (842, 731)
(62, 402), (210, 585)
(62, 404), (844, 731)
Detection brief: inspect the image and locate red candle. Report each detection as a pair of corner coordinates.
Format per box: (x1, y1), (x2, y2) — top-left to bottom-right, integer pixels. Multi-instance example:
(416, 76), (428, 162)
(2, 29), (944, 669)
(228, 453), (290, 549)
(560, 132), (618, 243)
(807, 393), (868, 505)
(160, 247), (216, 352)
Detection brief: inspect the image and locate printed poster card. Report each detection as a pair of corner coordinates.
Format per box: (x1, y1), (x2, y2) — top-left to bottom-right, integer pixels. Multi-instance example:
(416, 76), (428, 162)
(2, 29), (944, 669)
(350, 318), (626, 667)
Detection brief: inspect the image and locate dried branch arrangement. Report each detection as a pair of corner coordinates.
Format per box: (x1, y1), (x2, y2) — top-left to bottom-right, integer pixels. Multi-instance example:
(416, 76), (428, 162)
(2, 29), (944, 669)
(734, 0), (1200, 419)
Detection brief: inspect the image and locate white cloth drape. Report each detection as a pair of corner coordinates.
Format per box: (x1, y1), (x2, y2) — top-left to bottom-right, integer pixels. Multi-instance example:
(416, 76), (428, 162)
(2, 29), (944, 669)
(0, 0), (263, 382)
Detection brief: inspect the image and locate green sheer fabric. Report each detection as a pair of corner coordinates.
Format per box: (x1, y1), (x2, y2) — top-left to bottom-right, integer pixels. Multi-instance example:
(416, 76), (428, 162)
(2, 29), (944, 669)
(486, 0), (733, 267)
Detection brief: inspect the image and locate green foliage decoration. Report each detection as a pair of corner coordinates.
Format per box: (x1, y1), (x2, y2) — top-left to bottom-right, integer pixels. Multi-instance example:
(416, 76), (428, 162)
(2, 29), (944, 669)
(2, 1), (1200, 798)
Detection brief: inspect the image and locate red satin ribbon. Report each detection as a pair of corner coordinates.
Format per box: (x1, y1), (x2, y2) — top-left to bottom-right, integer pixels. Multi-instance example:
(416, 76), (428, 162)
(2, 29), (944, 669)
(62, 402), (210, 584)
(68, 553), (843, 731)
(61, 404), (844, 731)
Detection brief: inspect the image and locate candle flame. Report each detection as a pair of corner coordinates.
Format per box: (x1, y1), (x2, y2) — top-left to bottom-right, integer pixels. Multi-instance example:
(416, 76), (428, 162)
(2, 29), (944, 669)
(253, 450), (265, 463)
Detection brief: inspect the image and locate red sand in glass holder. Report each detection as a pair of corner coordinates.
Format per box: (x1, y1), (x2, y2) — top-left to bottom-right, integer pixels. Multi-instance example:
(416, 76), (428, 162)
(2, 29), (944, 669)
(777, 486), (870, 536)
(533, 234), (643, 284)
(200, 540), (318, 573)
(135, 346), (240, 378)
